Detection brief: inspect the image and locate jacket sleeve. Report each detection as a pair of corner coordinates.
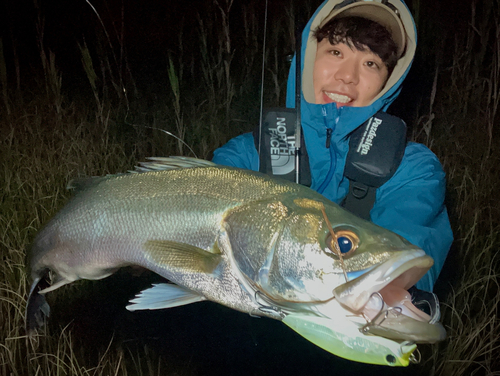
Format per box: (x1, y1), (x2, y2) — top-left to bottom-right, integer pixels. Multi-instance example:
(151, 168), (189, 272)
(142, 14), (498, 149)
(212, 132), (259, 171)
(370, 142), (453, 292)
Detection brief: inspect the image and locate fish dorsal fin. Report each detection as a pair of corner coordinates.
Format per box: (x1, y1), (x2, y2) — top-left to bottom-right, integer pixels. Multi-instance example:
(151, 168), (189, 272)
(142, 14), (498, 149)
(67, 157), (215, 191)
(127, 283), (205, 311)
(132, 156), (216, 173)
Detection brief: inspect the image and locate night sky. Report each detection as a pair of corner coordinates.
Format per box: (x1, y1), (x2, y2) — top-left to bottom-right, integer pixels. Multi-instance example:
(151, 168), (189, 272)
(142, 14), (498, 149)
(0, 0), (471, 106)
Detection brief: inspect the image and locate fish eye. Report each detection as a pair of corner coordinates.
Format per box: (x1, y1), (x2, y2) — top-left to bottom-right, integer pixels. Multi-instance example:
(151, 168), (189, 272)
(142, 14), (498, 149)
(325, 230), (359, 258)
(337, 236), (352, 254)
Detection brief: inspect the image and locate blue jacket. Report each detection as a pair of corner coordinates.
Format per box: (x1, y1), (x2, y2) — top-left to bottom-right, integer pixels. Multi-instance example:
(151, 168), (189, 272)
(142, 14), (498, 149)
(213, 0), (452, 292)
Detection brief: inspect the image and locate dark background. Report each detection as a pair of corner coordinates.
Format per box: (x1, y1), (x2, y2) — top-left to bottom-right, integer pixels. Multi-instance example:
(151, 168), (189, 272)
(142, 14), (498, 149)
(1, 0), (476, 375)
(0, 0), (471, 119)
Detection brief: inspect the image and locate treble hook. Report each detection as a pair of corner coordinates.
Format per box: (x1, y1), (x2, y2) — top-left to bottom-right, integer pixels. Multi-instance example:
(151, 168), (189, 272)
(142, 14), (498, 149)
(409, 346), (421, 364)
(356, 294), (424, 365)
(359, 292), (402, 334)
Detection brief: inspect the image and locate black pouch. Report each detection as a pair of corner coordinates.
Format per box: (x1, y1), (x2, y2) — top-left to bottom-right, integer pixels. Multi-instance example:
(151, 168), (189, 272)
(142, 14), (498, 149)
(253, 108), (311, 187)
(342, 111), (407, 219)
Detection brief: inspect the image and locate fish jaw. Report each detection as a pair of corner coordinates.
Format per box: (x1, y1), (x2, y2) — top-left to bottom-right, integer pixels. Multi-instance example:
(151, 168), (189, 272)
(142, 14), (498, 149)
(279, 250), (445, 365)
(333, 250), (432, 312)
(329, 249), (446, 344)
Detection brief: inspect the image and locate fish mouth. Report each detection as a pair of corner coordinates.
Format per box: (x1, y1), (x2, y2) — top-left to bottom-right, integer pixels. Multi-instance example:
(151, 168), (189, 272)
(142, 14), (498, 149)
(333, 250), (446, 343)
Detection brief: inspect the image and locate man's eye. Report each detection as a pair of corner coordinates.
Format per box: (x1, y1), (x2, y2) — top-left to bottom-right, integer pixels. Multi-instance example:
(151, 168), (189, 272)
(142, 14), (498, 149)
(330, 49), (341, 56)
(366, 61), (379, 69)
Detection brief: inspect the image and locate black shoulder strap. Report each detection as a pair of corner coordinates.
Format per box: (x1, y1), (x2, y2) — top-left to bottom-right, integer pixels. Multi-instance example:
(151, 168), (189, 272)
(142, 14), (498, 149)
(253, 109), (406, 221)
(342, 111), (407, 220)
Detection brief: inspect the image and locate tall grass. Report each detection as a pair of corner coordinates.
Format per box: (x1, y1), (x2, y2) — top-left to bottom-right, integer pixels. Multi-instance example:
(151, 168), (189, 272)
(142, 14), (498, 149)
(410, 1), (500, 374)
(1, 0), (499, 374)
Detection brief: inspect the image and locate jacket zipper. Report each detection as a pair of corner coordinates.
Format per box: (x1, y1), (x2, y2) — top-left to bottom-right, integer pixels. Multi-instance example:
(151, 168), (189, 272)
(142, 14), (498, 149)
(325, 128), (333, 148)
(317, 105), (340, 194)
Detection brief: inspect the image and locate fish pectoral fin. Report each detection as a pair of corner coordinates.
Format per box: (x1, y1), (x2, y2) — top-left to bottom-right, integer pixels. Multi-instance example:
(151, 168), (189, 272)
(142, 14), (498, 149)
(127, 283), (206, 311)
(143, 240), (221, 275)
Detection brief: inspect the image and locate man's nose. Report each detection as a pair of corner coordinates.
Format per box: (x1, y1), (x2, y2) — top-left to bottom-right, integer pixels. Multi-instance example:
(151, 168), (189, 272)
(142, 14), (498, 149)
(334, 60), (359, 85)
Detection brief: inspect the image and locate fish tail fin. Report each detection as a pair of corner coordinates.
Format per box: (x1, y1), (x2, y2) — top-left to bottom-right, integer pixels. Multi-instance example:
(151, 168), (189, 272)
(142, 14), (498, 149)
(25, 273), (51, 335)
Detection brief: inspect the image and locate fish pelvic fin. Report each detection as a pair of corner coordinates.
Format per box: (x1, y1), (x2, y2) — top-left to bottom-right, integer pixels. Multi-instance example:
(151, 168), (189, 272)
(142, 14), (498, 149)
(127, 283), (206, 311)
(37, 275), (76, 294)
(143, 240), (221, 276)
(26, 274), (51, 335)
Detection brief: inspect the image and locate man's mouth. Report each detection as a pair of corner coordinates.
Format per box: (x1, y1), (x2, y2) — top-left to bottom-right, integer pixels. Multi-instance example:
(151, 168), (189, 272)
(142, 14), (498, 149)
(323, 91), (353, 104)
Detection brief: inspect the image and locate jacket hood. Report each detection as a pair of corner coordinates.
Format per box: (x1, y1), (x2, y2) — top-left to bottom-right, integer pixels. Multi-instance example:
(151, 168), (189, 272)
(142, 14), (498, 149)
(286, 0), (417, 126)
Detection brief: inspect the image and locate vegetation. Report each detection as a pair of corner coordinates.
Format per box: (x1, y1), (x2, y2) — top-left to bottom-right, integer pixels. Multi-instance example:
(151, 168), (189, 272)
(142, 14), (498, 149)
(1, 0), (499, 375)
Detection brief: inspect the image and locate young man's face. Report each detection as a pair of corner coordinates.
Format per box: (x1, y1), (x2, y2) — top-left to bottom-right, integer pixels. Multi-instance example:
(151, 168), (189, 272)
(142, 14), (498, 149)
(313, 39), (389, 107)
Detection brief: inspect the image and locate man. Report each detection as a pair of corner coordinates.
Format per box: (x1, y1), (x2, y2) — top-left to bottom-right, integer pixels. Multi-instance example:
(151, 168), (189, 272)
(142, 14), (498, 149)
(212, 0), (452, 292)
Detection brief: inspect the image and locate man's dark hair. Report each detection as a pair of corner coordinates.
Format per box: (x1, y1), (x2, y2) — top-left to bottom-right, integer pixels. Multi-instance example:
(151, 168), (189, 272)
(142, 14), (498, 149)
(314, 16), (399, 76)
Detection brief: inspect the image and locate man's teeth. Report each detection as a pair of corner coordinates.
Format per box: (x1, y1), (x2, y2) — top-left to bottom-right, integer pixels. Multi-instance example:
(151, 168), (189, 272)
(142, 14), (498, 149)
(325, 92), (352, 103)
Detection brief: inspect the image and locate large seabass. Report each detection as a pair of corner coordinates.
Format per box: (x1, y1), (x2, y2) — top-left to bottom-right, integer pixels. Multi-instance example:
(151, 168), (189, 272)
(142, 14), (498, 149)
(26, 157), (446, 367)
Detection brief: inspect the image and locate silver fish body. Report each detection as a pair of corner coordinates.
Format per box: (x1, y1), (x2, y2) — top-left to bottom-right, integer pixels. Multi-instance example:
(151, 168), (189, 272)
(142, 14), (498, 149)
(26, 158), (446, 366)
